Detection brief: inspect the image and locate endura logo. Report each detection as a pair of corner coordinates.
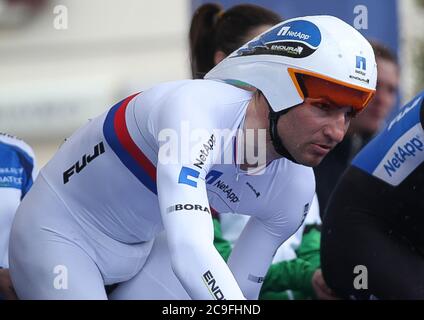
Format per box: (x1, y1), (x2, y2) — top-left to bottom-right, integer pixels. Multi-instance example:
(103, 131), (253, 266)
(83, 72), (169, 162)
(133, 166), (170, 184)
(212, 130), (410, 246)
(246, 182), (260, 198)
(270, 44), (304, 55)
(383, 136), (424, 177)
(63, 142), (105, 184)
(202, 270), (225, 300)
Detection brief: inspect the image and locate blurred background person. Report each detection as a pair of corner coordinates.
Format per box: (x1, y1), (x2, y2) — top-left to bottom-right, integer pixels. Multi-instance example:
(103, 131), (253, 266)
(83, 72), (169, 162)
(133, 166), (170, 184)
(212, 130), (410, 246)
(349, 42), (400, 141)
(189, 2), (336, 300)
(314, 41), (399, 216)
(189, 2), (280, 79)
(0, 133), (37, 300)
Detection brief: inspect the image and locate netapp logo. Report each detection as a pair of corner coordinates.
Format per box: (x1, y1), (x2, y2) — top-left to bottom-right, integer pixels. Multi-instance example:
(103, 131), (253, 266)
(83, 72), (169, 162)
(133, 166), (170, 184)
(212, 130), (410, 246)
(205, 170), (240, 203)
(194, 134), (216, 170)
(234, 20), (320, 59)
(277, 26), (311, 41)
(178, 166), (200, 188)
(355, 56), (367, 71)
(383, 136), (424, 177)
(63, 141), (105, 184)
(214, 180), (240, 203)
(202, 270), (225, 300)
(166, 203), (211, 214)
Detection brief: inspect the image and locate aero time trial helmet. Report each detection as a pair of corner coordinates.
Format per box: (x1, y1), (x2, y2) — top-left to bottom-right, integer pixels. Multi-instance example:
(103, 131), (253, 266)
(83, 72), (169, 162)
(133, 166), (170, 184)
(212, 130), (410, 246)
(205, 15), (377, 158)
(205, 15), (376, 113)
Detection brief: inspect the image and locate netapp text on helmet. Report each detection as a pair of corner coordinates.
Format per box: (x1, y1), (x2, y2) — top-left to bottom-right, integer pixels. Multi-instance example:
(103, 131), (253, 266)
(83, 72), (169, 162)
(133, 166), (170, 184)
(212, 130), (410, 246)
(277, 26), (310, 40)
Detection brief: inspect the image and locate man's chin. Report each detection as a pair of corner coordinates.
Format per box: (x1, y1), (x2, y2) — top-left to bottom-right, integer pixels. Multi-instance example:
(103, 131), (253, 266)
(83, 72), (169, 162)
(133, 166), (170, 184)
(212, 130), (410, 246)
(295, 154), (325, 167)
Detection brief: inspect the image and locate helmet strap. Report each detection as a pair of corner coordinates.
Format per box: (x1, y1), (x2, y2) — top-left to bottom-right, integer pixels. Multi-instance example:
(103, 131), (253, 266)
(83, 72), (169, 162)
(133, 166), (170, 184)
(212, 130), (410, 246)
(268, 108), (299, 164)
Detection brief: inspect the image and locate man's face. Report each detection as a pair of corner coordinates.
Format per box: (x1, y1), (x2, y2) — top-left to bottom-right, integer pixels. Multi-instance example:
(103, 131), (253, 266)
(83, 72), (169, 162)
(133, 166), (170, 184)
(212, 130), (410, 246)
(277, 98), (353, 167)
(350, 58), (399, 136)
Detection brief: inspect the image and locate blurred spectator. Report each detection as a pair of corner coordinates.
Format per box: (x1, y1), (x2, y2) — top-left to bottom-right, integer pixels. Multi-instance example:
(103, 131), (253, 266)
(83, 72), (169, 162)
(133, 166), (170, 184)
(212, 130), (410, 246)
(0, 133), (37, 300)
(314, 41), (399, 216)
(189, 2), (281, 79)
(189, 3), (336, 299)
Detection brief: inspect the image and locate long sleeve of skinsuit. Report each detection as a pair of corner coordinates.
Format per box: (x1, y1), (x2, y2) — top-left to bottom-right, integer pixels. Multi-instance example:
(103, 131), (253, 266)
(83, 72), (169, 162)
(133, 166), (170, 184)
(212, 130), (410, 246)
(151, 80), (252, 300)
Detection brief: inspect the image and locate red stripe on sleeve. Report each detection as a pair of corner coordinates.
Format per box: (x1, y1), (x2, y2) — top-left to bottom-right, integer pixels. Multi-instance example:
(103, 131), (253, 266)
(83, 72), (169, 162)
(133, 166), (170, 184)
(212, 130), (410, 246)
(114, 94), (157, 181)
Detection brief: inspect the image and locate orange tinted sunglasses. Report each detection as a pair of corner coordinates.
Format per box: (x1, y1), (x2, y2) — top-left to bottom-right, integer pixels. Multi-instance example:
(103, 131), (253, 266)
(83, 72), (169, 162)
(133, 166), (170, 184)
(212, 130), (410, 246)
(288, 68), (375, 113)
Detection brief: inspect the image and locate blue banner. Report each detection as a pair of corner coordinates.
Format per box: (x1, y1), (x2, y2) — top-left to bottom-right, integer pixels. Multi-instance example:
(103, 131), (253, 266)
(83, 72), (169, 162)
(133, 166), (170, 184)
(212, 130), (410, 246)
(191, 0), (398, 54)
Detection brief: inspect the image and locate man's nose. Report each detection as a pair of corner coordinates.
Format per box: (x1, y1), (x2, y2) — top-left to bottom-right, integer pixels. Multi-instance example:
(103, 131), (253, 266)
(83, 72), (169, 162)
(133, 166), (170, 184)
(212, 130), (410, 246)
(323, 114), (347, 144)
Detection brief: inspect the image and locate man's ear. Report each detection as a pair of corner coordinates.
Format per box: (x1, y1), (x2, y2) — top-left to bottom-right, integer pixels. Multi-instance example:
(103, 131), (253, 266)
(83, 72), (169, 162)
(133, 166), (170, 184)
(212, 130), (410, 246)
(214, 50), (227, 65)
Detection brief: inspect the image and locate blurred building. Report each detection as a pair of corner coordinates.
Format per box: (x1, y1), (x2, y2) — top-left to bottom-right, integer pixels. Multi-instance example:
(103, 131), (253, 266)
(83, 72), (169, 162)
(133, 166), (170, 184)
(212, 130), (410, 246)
(0, 0), (190, 166)
(399, 0), (424, 101)
(0, 0), (423, 166)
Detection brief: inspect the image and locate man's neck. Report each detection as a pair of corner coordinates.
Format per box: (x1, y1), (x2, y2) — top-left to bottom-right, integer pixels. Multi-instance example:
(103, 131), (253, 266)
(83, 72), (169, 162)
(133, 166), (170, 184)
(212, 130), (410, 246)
(240, 91), (281, 171)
